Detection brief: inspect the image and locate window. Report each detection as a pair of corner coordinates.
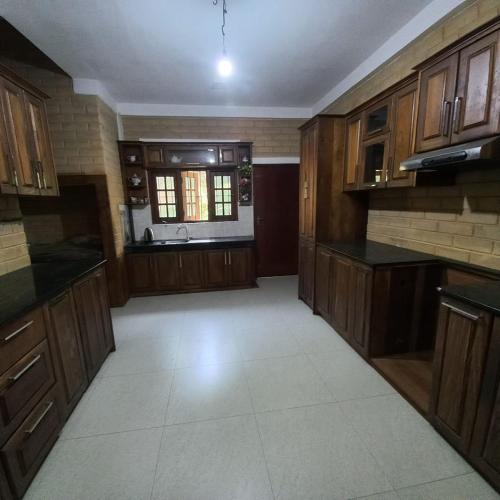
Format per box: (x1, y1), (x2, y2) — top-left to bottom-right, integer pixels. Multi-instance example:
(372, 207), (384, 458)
(150, 168), (237, 223)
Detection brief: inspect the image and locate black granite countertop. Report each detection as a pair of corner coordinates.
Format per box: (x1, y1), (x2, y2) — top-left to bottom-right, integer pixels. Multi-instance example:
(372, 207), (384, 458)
(126, 236), (256, 253)
(318, 240), (438, 266)
(0, 258), (107, 327)
(439, 281), (500, 316)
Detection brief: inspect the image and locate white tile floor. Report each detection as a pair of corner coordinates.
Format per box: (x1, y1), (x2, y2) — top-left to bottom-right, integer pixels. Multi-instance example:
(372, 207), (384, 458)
(25, 276), (499, 500)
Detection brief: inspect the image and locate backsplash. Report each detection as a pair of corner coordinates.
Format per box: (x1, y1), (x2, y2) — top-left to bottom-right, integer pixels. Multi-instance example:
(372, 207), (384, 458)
(131, 205), (254, 241)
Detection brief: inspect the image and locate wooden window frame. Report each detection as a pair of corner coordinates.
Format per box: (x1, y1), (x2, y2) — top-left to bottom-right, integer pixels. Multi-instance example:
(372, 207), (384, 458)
(149, 167), (238, 224)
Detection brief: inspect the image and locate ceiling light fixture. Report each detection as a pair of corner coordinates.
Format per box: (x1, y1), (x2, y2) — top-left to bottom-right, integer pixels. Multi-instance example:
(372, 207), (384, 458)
(213, 0), (232, 77)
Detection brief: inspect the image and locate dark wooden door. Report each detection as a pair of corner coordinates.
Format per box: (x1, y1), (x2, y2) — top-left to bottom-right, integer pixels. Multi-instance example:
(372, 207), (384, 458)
(253, 164), (299, 277)
(179, 251), (204, 290)
(0, 78), (37, 195)
(343, 114), (362, 191)
(388, 81), (417, 188)
(73, 274), (108, 381)
(298, 237), (314, 307)
(227, 248), (252, 286)
(315, 247), (332, 320)
(348, 262), (373, 357)
(330, 254), (351, 339)
(430, 298), (492, 452)
(415, 53), (459, 152)
(127, 254), (156, 293)
(155, 253), (180, 291)
(205, 250), (228, 288)
(452, 30), (500, 144)
(470, 316), (500, 491)
(24, 93), (58, 196)
(45, 290), (87, 417)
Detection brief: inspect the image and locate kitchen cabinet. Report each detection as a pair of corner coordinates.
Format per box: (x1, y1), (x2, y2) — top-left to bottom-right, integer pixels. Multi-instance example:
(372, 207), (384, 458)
(358, 133), (390, 190)
(219, 145), (237, 165)
(126, 254), (156, 293)
(44, 290), (87, 418)
(363, 96), (392, 139)
(430, 298), (492, 453)
(299, 122), (317, 239)
(330, 253), (352, 338)
(314, 246), (332, 320)
(387, 81), (417, 188)
(470, 317), (500, 491)
(0, 66), (58, 197)
(145, 145), (166, 167)
(73, 268), (115, 382)
(343, 114), (362, 191)
(155, 252), (180, 291)
(127, 246), (256, 296)
(298, 237), (315, 308)
(415, 24), (500, 152)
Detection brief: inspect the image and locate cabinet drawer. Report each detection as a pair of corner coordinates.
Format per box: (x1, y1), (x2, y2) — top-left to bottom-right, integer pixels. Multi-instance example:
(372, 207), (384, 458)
(0, 308), (46, 375)
(1, 390), (61, 498)
(0, 340), (55, 445)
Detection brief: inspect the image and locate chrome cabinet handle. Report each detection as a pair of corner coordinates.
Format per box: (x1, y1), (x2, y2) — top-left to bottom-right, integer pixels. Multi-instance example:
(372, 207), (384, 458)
(453, 97), (462, 134)
(442, 100), (451, 136)
(25, 401), (54, 436)
(9, 354), (42, 384)
(442, 301), (480, 321)
(2, 320), (34, 343)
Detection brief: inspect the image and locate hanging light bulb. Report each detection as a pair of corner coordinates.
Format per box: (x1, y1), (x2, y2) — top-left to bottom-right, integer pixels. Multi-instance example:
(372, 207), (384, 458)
(213, 0), (232, 77)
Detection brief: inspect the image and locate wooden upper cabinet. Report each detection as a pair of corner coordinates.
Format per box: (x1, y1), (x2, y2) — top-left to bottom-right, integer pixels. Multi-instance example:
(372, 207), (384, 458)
(343, 114), (361, 191)
(219, 145), (237, 165)
(452, 30), (500, 144)
(388, 81), (417, 188)
(24, 93), (58, 196)
(415, 54), (459, 153)
(145, 145), (166, 167)
(0, 78), (37, 195)
(0, 92), (16, 195)
(298, 123), (317, 239)
(358, 133), (390, 190)
(430, 298), (492, 452)
(363, 96), (392, 139)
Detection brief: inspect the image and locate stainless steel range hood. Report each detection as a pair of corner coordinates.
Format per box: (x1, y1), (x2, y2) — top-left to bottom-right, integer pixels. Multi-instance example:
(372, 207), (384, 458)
(401, 135), (500, 172)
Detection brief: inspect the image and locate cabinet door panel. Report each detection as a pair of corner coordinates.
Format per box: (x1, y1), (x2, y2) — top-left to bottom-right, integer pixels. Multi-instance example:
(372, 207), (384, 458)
(348, 262), (372, 357)
(219, 146), (237, 165)
(315, 247), (332, 320)
(0, 91), (16, 195)
(228, 249), (252, 286)
(127, 254), (156, 293)
(205, 250), (227, 288)
(330, 255), (351, 337)
(358, 134), (390, 190)
(45, 291), (87, 417)
(452, 31), (500, 143)
(299, 125), (317, 239)
(415, 54), (459, 152)
(179, 251), (204, 290)
(430, 299), (492, 452)
(388, 82), (417, 187)
(298, 238), (314, 308)
(24, 93), (58, 196)
(1, 79), (37, 194)
(145, 145), (165, 167)
(344, 115), (361, 191)
(155, 253), (180, 291)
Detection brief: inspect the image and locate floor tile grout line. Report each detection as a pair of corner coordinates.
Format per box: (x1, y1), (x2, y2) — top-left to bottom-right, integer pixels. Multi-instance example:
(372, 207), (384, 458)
(58, 425), (166, 442)
(240, 352), (277, 500)
(148, 426), (167, 500)
(393, 470), (481, 494)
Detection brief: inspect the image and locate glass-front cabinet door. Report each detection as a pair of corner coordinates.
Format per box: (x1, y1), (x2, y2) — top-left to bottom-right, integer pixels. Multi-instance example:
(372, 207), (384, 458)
(166, 145), (219, 167)
(359, 134), (390, 189)
(363, 97), (392, 138)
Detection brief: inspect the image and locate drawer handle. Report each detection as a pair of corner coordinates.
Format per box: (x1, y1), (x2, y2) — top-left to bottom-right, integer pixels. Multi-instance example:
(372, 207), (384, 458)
(2, 320), (34, 343)
(442, 301), (480, 321)
(24, 401), (54, 436)
(9, 354), (42, 384)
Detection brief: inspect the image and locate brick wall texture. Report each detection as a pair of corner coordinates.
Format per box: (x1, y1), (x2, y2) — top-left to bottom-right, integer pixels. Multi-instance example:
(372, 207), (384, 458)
(325, 0), (500, 270)
(122, 116), (304, 157)
(0, 59), (124, 276)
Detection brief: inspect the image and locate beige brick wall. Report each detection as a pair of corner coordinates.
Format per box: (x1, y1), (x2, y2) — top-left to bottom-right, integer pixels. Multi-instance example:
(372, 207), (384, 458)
(325, 0), (500, 270)
(122, 116), (304, 157)
(0, 197), (30, 275)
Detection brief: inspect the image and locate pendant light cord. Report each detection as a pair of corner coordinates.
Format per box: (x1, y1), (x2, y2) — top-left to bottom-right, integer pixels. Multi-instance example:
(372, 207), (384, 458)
(213, 0), (228, 55)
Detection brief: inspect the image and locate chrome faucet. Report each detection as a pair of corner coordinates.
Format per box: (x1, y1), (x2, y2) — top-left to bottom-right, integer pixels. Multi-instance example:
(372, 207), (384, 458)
(176, 223), (190, 241)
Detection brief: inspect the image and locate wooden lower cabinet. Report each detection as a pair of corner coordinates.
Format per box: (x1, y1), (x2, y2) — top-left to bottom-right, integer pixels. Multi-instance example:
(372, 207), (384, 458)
(298, 237), (315, 308)
(430, 298), (492, 453)
(127, 247), (256, 296)
(330, 254), (353, 338)
(44, 290), (87, 419)
(314, 247), (332, 320)
(72, 268), (115, 382)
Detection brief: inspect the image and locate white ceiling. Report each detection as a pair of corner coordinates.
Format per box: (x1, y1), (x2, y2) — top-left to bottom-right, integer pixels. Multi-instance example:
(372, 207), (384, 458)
(2, 0), (465, 116)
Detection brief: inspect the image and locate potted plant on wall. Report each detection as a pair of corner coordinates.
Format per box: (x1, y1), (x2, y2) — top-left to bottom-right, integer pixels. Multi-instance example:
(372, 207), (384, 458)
(238, 157), (252, 205)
